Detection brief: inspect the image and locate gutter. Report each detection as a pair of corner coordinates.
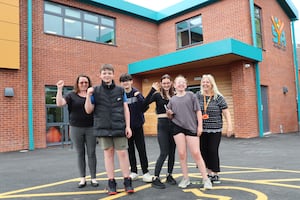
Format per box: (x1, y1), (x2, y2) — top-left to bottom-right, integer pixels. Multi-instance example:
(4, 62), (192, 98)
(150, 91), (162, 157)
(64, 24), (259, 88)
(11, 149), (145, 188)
(28, 0), (34, 150)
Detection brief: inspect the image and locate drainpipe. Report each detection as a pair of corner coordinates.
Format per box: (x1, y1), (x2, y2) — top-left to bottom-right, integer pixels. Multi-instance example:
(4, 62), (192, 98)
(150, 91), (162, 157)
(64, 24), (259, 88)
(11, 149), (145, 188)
(291, 21), (300, 131)
(28, 0), (34, 150)
(249, 0), (264, 137)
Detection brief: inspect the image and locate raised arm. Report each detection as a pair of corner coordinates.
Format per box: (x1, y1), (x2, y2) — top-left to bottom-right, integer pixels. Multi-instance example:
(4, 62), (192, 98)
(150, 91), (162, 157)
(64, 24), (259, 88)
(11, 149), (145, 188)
(84, 87), (95, 114)
(56, 80), (67, 107)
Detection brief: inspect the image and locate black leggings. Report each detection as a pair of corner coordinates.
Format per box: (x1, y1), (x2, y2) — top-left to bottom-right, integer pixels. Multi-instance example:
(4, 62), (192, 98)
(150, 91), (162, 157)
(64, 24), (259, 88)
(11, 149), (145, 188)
(200, 132), (222, 172)
(154, 118), (176, 177)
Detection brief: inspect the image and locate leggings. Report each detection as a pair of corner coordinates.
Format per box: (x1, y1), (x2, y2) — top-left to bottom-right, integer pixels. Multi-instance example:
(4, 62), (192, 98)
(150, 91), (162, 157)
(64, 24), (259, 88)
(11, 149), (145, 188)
(200, 132), (221, 172)
(154, 118), (176, 177)
(70, 126), (97, 178)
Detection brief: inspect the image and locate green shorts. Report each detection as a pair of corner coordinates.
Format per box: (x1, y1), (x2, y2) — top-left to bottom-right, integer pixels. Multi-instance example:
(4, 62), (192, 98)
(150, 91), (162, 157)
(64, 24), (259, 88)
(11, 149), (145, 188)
(97, 137), (128, 150)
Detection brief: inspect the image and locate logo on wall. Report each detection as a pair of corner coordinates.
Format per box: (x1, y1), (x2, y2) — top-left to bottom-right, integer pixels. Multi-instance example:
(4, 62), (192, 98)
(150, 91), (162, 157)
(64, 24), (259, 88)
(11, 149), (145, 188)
(271, 16), (286, 50)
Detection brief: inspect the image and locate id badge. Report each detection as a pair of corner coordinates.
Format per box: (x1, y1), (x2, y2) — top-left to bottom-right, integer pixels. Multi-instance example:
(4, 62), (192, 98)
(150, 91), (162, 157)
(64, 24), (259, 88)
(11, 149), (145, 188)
(202, 114), (209, 119)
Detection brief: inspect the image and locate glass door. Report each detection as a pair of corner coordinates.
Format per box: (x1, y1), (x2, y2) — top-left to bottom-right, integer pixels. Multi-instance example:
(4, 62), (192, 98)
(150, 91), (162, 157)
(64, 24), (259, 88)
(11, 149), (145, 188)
(45, 86), (73, 146)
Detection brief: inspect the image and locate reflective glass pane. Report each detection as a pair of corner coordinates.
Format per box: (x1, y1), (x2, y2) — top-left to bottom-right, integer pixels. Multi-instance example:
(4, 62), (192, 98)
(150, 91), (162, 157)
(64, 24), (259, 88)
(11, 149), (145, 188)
(65, 8), (81, 19)
(176, 21), (188, 31)
(64, 19), (82, 39)
(44, 14), (63, 35)
(101, 17), (114, 26)
(177, 30), (189, 48)
(189, 16), (201, 26)
(84, 13), (98, 23)
(47, 107), (63, 123)
(46, 126), (62, 143)
(191, 26), (203, 44)
(45, 86), (57, 104)
(45, 2), (62, 14)
(84, 23), (99, 42)
(100, 27), (114, 44)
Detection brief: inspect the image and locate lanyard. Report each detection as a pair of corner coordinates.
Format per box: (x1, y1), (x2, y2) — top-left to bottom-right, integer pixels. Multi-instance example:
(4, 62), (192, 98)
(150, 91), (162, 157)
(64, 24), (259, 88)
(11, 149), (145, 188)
(203, 95), (212, 114)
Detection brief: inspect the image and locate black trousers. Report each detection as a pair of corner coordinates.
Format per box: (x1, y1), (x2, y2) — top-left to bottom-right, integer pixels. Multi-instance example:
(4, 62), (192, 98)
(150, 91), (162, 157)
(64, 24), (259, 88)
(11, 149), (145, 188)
(200, 132), (222, 172)
(128, 126), (149, 174)
(154, 118), (176, 177)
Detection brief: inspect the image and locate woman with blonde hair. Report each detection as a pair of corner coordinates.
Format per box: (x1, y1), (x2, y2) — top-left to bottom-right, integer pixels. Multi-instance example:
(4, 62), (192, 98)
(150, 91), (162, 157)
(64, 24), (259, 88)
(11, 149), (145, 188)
(197, 74), (233, 184)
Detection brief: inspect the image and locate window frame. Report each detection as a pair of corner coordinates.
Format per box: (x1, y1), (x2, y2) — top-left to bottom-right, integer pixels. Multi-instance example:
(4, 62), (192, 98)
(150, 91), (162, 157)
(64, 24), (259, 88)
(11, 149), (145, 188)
(176, 15), (203, 49)
(43, 1), (116, 45)
(254, 5), (263, 49)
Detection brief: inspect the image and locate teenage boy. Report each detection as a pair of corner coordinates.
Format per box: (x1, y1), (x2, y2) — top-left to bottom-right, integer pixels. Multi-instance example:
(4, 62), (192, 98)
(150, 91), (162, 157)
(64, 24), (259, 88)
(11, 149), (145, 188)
(119, 73), (152, 183)
(85, 64), (134, 195)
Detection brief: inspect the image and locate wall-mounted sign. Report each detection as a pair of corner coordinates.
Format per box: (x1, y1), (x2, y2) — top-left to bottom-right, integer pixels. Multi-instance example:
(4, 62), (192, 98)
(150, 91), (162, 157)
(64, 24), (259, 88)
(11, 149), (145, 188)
(271, 16), (286, 50)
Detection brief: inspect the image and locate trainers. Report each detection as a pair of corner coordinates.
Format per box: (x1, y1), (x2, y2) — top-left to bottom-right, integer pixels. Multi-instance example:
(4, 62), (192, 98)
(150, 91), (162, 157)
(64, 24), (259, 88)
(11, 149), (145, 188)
(211, 175), (221, 184)
(203, 178), (212, 189)
(142, 172), (153, 183)
(129, 172), (139, 181)
(124, 177), (134, 193)
(178, 178), (190, 188)
(166, 174), (177, 185)
(107, 179), (117, 195)
(152, 177), (166, 189)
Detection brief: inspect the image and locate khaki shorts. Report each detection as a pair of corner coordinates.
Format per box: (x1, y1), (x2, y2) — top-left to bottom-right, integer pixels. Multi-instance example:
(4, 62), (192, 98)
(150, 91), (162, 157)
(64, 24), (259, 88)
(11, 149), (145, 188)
(97, 137), (128, 150)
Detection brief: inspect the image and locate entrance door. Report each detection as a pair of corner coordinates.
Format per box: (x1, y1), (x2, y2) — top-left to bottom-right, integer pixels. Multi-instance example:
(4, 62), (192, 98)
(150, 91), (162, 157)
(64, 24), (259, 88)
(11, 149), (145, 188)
(45, 86), (72, 146)
(261, 85), (270, 133)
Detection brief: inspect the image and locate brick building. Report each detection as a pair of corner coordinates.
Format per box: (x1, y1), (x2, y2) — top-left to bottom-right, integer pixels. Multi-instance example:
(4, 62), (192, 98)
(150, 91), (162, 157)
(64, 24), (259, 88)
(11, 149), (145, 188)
(0, 0), (299, 152)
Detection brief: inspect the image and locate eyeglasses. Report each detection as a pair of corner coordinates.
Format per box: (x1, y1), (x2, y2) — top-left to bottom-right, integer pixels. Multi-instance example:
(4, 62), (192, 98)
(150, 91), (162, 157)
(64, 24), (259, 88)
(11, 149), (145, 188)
(79, 81), (88, 84)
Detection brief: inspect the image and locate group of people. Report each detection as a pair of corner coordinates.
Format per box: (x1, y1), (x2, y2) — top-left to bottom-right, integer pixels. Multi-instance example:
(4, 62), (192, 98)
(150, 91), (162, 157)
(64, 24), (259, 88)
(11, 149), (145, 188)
(55, 63), (233, 196)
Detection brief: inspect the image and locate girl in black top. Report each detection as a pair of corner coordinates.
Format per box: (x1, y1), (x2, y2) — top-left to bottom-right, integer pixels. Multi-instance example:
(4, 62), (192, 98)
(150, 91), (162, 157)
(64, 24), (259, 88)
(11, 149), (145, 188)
(56, 75), (98, 188)
(144, 74), (177, 189)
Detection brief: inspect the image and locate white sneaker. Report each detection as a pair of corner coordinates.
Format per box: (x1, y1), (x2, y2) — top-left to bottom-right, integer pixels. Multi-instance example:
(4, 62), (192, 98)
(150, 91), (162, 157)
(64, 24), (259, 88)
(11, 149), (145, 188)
(129, 172), (139, 181)
(178, 177), (190, 188)
(142, 172), (153, 183)
(203, 178), (212, 189)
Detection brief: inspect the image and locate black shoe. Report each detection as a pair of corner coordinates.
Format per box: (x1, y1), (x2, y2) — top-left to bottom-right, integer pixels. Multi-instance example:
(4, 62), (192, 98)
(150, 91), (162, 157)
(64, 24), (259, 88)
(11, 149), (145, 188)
(108, 179), (117, 195)
(91, 181), (99, 187)
(124, 177), (134, 193)
(78, 182), (86, 188)
(152, 177), (166, 189)
(207, 174), (221, 184)
(166, 174), (177, 185)
(210, 175), (221, 184)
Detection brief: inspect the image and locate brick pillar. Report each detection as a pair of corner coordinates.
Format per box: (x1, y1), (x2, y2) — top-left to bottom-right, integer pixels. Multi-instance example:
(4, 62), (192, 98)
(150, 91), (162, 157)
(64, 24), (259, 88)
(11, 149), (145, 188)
(231, 61), (259, 138)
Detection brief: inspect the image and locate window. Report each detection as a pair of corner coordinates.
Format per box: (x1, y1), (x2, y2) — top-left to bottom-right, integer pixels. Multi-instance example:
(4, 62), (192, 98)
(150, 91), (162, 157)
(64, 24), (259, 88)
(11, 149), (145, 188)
(176, 15), (203, 48)
(44, 1), (116, 45)
(254, 6), (263, 48)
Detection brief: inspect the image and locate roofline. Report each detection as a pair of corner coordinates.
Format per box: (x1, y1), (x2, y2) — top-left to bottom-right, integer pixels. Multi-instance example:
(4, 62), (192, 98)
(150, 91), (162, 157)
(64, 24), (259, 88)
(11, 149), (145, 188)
(128, 38), (263, 75)
(83, 0), (298, 22)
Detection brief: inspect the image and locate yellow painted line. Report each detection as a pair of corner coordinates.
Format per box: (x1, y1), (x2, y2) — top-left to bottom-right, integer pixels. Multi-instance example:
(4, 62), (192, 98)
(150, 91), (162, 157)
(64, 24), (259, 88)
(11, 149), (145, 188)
(0, 191), (106, 199)
(0, 171), (107, 196)
(98, 174), (184, 200)
(221, 165), (300, 173)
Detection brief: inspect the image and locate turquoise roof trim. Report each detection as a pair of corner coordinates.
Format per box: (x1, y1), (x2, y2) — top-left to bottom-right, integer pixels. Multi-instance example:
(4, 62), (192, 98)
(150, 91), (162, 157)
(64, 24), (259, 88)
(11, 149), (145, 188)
(128, 38), (262, 75)
(89, 0), (218, 21)
(88, 0), (298, 21)
(277, 0), (299, 20)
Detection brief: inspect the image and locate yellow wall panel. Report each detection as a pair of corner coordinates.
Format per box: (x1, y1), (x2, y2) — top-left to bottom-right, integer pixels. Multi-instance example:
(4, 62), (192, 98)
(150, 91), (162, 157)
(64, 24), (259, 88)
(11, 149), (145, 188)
(0, 2), (19, 23)
(0, 40), (20, 69)
(0, 0), (18, 6)
(0, 1), (19, 69)
(0, 21), (19, 41)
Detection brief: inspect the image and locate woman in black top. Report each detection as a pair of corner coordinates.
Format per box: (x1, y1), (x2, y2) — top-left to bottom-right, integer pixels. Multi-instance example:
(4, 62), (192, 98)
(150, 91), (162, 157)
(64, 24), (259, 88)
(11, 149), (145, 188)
(56, 75), (98, 188)
(144, 74), (177, 189)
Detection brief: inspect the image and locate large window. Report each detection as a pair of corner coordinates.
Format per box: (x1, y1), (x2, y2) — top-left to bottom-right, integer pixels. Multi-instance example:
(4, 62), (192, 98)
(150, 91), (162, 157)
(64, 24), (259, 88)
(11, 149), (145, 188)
(176, 15), (203, 49)
(44, 1), (116, 45)
(254, 5), (263, 48)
